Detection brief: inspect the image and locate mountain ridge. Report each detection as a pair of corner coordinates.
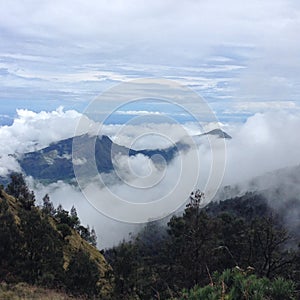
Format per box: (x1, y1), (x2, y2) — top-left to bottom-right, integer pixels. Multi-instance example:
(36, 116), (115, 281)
(18, 133), (188, 183)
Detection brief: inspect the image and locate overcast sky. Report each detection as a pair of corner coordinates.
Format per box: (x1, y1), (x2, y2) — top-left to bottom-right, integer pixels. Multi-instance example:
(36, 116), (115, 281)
(0, 0), (300, 122)
(1, 1), (300, 242)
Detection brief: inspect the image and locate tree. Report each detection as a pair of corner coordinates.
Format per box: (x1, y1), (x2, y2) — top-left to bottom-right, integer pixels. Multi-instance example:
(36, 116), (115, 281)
(70, 205), (80, 229)
(90, 227), (97, 247)
(104, 190), (300, 299)
(77, 224), (98, 246)
(55, 204), (72, 226)
(0, 198), (22, 282)
(65, 250), (100, 297)
(5, 173), (35, 209)
(17, 209), (64, 286)
(105, 241), (139, 298)
(167, 191), (219, 288)
(42, 194), (55, 216)
(214, 213), (248, 270)
(247, 216), (296, 278)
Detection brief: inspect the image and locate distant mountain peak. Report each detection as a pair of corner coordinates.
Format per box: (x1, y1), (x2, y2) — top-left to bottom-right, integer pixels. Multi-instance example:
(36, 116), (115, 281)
(201, 129), (232, 139)
(17, 134), (183, 183)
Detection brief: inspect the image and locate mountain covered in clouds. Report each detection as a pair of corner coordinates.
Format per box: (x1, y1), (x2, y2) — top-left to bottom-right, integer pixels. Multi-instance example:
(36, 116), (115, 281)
(199, 128), (232, 139)
(18, 134), (187, 183)
(15, 129), (230, 183)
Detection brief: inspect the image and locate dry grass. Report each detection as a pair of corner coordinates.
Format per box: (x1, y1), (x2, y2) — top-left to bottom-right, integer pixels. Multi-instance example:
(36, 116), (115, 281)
(0, 282), (83, 300)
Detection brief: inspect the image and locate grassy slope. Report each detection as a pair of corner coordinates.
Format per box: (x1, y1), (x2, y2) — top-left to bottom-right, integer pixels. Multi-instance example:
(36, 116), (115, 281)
(0, 282), (82, 300)
(0, 189), (113, 298)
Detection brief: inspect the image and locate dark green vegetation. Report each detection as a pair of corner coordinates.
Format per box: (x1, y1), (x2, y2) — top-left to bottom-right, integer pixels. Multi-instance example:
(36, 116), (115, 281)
(105, 191), (300, 299)
(176, 269), (296, 300)
(0, 173), (112, 299)
(1, 172), (299, 299)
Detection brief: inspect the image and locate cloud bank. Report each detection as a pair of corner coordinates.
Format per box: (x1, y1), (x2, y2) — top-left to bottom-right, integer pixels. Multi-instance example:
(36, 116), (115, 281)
(0, 107), (82, 175)
(1, 108), (300, 246)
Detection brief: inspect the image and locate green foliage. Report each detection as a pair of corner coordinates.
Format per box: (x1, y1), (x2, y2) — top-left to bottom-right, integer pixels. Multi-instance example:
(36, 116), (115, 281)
(106, 192), (299, 299)
(54, 204), (97, 245)
(0, 198), (22, 282)
(5, 173), (35, 209)
(78, 224), (97, 246)
(17, 208), (65, 286)
(41, 193), (55, 216)
(70, 205), (80, 229)
(55, 204), (73, 227)
(0, 176), (106, 297)
(90, 227), (97, 246)
(57, 223), (72, 239)
(0, 196), (65, 285)
(180, 285), (218, 300)
(269, 277), (296, 300)
(2, 173), (299, 299)
(105, 241), (138, 298)
(175, 269), (297, 300)
(167, 208), (219, 288)
(65, 250), (100, 297)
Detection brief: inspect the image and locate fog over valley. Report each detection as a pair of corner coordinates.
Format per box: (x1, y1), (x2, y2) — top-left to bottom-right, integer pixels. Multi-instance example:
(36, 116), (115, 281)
(0, 107), (299, 247)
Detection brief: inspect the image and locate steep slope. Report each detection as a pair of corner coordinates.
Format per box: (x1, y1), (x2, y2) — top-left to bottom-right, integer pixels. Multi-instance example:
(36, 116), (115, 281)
(0, 187), (113, 298)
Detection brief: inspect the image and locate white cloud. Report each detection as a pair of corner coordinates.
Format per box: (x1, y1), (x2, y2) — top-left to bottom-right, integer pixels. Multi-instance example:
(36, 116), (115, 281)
(1, 0), (300, 110)
(115, 110), (165, 116)
(31, 179), (141, 249)
(2, 107), (300, 245)
(227, 101), (299, 113)
(0, 107), (95, 175)
(223, 111), (300, 184)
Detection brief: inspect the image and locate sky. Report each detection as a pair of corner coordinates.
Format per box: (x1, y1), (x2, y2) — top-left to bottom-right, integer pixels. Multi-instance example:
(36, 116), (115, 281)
(1, 1), (300, 246)
(0, 0), (300, 124)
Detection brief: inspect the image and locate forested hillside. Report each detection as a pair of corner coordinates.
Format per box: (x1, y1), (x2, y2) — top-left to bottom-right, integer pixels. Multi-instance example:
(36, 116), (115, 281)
(1, 174), (299, 299)
(0, 173), (113, 299)
(105, 191), (300, 299)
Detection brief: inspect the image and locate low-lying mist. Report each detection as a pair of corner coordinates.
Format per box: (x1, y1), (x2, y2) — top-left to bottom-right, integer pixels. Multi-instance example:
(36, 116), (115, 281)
(1, 108), (300, 248)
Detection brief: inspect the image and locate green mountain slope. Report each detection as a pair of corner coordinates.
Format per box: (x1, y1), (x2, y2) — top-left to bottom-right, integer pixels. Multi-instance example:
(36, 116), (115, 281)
(0, 184), (113, 299)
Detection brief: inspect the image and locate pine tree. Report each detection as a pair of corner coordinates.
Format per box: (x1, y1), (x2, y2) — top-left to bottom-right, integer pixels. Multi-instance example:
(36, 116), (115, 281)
(5, 173), (35, 209)
(90, 227), (97, 247)
(70, 205), (80, 229)
(55, 204), (72, 226)
(42, 194), (55, 216)
(78, 224), (91, 241)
